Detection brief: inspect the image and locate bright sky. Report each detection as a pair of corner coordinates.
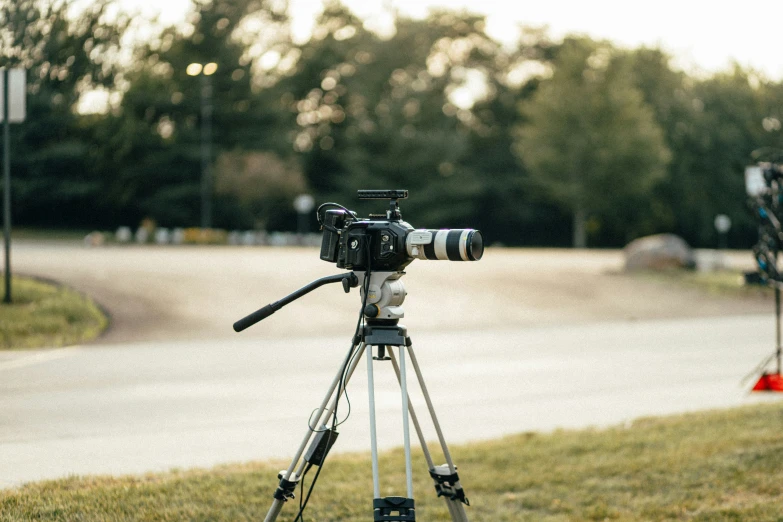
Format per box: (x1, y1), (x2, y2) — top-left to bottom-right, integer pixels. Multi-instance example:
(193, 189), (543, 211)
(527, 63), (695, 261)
(121, 0), (783, 78)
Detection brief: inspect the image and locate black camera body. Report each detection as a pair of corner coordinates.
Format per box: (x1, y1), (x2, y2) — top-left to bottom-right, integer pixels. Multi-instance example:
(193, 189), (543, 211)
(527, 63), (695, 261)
(319, 190), (484, 272)
(320, 210), (415, 271)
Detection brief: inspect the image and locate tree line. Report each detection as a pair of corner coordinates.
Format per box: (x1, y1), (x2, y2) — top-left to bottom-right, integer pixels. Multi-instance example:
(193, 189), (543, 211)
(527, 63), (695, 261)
(2, 0), (782, 248)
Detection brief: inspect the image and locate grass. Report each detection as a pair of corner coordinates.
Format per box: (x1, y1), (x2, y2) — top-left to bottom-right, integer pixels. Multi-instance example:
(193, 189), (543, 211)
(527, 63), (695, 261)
(0, 275), (108, 349)
(629, 268), (772, 299)
(11, 228), (95, 241)
(2, 402), (783, 521)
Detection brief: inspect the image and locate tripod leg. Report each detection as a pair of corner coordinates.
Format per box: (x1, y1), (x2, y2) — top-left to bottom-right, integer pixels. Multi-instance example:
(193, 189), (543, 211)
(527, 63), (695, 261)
(388, 351), (462, 522)
(388, 355), (435, 467)
(406, 344), (470, 521)
(264, 342), (366, 522)
(367, 344), (381, 499)
(398, 345), (415, 500)
(291, 343), (366, 480)
(368, 344), (418, 522)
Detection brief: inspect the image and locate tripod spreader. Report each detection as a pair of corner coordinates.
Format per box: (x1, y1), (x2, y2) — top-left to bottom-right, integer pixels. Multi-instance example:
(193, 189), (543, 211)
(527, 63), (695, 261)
(233, 273), (360, 332)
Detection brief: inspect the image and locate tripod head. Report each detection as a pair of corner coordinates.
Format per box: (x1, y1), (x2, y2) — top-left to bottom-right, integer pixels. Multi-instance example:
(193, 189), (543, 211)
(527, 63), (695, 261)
(357, 271), (407, 321)
(233, 270), (408, 332)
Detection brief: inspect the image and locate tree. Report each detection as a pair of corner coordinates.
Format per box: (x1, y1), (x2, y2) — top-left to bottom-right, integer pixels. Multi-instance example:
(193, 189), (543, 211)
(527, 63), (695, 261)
(666, 67), (783, 248)
(514, 37), (670, 247)
(98, 0), (294, 229)
(462, 27), (570, 246)
(0, 0), (127, 228)
(618, 49), (780, 248)
(214, 150), (306, 229)
(275, 4), (510, 229)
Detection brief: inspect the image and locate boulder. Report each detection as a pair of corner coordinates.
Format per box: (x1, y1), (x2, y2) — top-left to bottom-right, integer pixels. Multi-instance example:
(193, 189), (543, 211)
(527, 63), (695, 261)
(83, 231), (105, 247)
(624, 233), (696, 271)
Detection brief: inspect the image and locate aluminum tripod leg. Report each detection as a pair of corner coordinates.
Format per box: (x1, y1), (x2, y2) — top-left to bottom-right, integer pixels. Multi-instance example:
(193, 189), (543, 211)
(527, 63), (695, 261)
(388, 346), (469, 522)
(264, 342), (366, 522)
(367, 343), (381, 498)
(367, 345), (415, 503)
(263, 332), (470, 521)
(389, 354), (459, 521)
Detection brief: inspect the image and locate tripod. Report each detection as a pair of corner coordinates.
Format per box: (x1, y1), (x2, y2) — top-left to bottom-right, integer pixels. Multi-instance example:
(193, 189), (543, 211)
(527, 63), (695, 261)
(234, 271), (470, 521)
(746, 159), (783, 391)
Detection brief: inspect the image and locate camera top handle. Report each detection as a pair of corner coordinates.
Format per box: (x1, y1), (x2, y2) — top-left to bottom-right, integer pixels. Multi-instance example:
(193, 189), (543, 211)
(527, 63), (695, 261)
(357, 189), (408, 200)
(357, 189), (408, 220)
(233, 273), (359, 332)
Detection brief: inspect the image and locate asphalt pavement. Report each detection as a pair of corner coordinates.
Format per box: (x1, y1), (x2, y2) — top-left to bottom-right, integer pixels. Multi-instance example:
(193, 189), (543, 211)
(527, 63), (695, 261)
(1, 314), (781, 487)
(2, 241), (780, 488)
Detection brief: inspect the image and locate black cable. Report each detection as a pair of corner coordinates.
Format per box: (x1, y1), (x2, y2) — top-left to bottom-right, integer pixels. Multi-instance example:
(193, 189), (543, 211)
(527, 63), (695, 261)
(294, 261), (371, 520)
(294, 238), (373, 521)
(294, 342), (361, 521)
(298, 463), (313, 515)
(294, 341), (358, 522)
(336, 237), (373, 427)
(316, 202), (355, 226)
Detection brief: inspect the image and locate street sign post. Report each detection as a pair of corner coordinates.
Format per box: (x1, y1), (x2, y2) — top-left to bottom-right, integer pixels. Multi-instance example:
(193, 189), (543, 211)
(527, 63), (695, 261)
(714, 214), (732, 250)
(1, 68), (26, 303)
(293, 194), (315, 243)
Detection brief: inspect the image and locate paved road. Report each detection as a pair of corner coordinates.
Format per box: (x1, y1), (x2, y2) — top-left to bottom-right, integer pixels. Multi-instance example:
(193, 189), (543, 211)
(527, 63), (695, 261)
(2, 242), (779, 487)
(2, 315), (781, 487)
(9, 241), (767, 342)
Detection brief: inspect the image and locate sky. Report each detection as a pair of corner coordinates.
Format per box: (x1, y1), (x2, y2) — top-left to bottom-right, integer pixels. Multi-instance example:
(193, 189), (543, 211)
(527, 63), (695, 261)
(119, 0), (783, 80)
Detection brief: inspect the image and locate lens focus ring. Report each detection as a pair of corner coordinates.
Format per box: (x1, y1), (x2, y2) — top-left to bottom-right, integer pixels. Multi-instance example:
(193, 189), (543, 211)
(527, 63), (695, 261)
(406, 229), (483, 261)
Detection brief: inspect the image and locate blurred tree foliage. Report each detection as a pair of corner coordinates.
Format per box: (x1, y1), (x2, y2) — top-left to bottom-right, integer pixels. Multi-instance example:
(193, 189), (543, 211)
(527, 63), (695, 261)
(515, 37), (671, 247)
(91, 0), (294, 228)
(0, 0), (127, 227)
(276, 4), (517, 232)
(3, 0), (783, 247)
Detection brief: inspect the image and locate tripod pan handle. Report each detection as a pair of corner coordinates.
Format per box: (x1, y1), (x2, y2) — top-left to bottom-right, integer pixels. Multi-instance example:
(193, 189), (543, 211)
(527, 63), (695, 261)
(233, 273), (358, 333)
(233, 305), (276, 332)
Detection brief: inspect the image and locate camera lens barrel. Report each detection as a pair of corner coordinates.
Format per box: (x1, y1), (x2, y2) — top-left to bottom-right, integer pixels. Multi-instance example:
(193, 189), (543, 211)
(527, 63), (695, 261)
(406, 229), (483, 261)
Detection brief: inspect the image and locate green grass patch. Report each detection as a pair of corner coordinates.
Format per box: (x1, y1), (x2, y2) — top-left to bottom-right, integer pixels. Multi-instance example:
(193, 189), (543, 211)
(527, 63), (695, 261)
(3, 403), (783, 521)
(12, 228), (95, 241)
(629, 268), (772, 298)
(0, 276), (108, 349)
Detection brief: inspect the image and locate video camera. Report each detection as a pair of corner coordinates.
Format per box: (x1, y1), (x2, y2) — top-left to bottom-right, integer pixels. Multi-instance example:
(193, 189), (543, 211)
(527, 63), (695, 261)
(746, 155), (783, 286)
(319, 190), (484, 272)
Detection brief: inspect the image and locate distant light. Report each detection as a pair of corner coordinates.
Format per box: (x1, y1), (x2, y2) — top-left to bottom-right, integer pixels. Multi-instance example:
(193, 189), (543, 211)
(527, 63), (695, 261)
(259, 50), (281, 71)
(203, 62), (218, 75)
(186, 63), (203, 76)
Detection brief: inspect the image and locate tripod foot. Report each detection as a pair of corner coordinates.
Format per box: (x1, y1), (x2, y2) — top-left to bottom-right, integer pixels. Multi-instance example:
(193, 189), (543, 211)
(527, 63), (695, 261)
(374, 497), (415, 521)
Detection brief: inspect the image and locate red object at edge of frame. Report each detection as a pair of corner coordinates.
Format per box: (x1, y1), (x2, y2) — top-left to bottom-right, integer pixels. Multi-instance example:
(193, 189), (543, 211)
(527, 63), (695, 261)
(752, 373), (783, 392)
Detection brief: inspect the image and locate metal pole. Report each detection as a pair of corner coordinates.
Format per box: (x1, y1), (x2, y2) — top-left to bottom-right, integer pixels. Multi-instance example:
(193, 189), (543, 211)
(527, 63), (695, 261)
(388, 352), (435, 468)
(200, 73), (213, 229)
(776, 285), (781, 374)
(775, 185), (782, 375)
(367, 345), (381, 498)
(3, 69), (11, 304)
(406, 345), (457, 472)
(398, 346), (414, 499)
